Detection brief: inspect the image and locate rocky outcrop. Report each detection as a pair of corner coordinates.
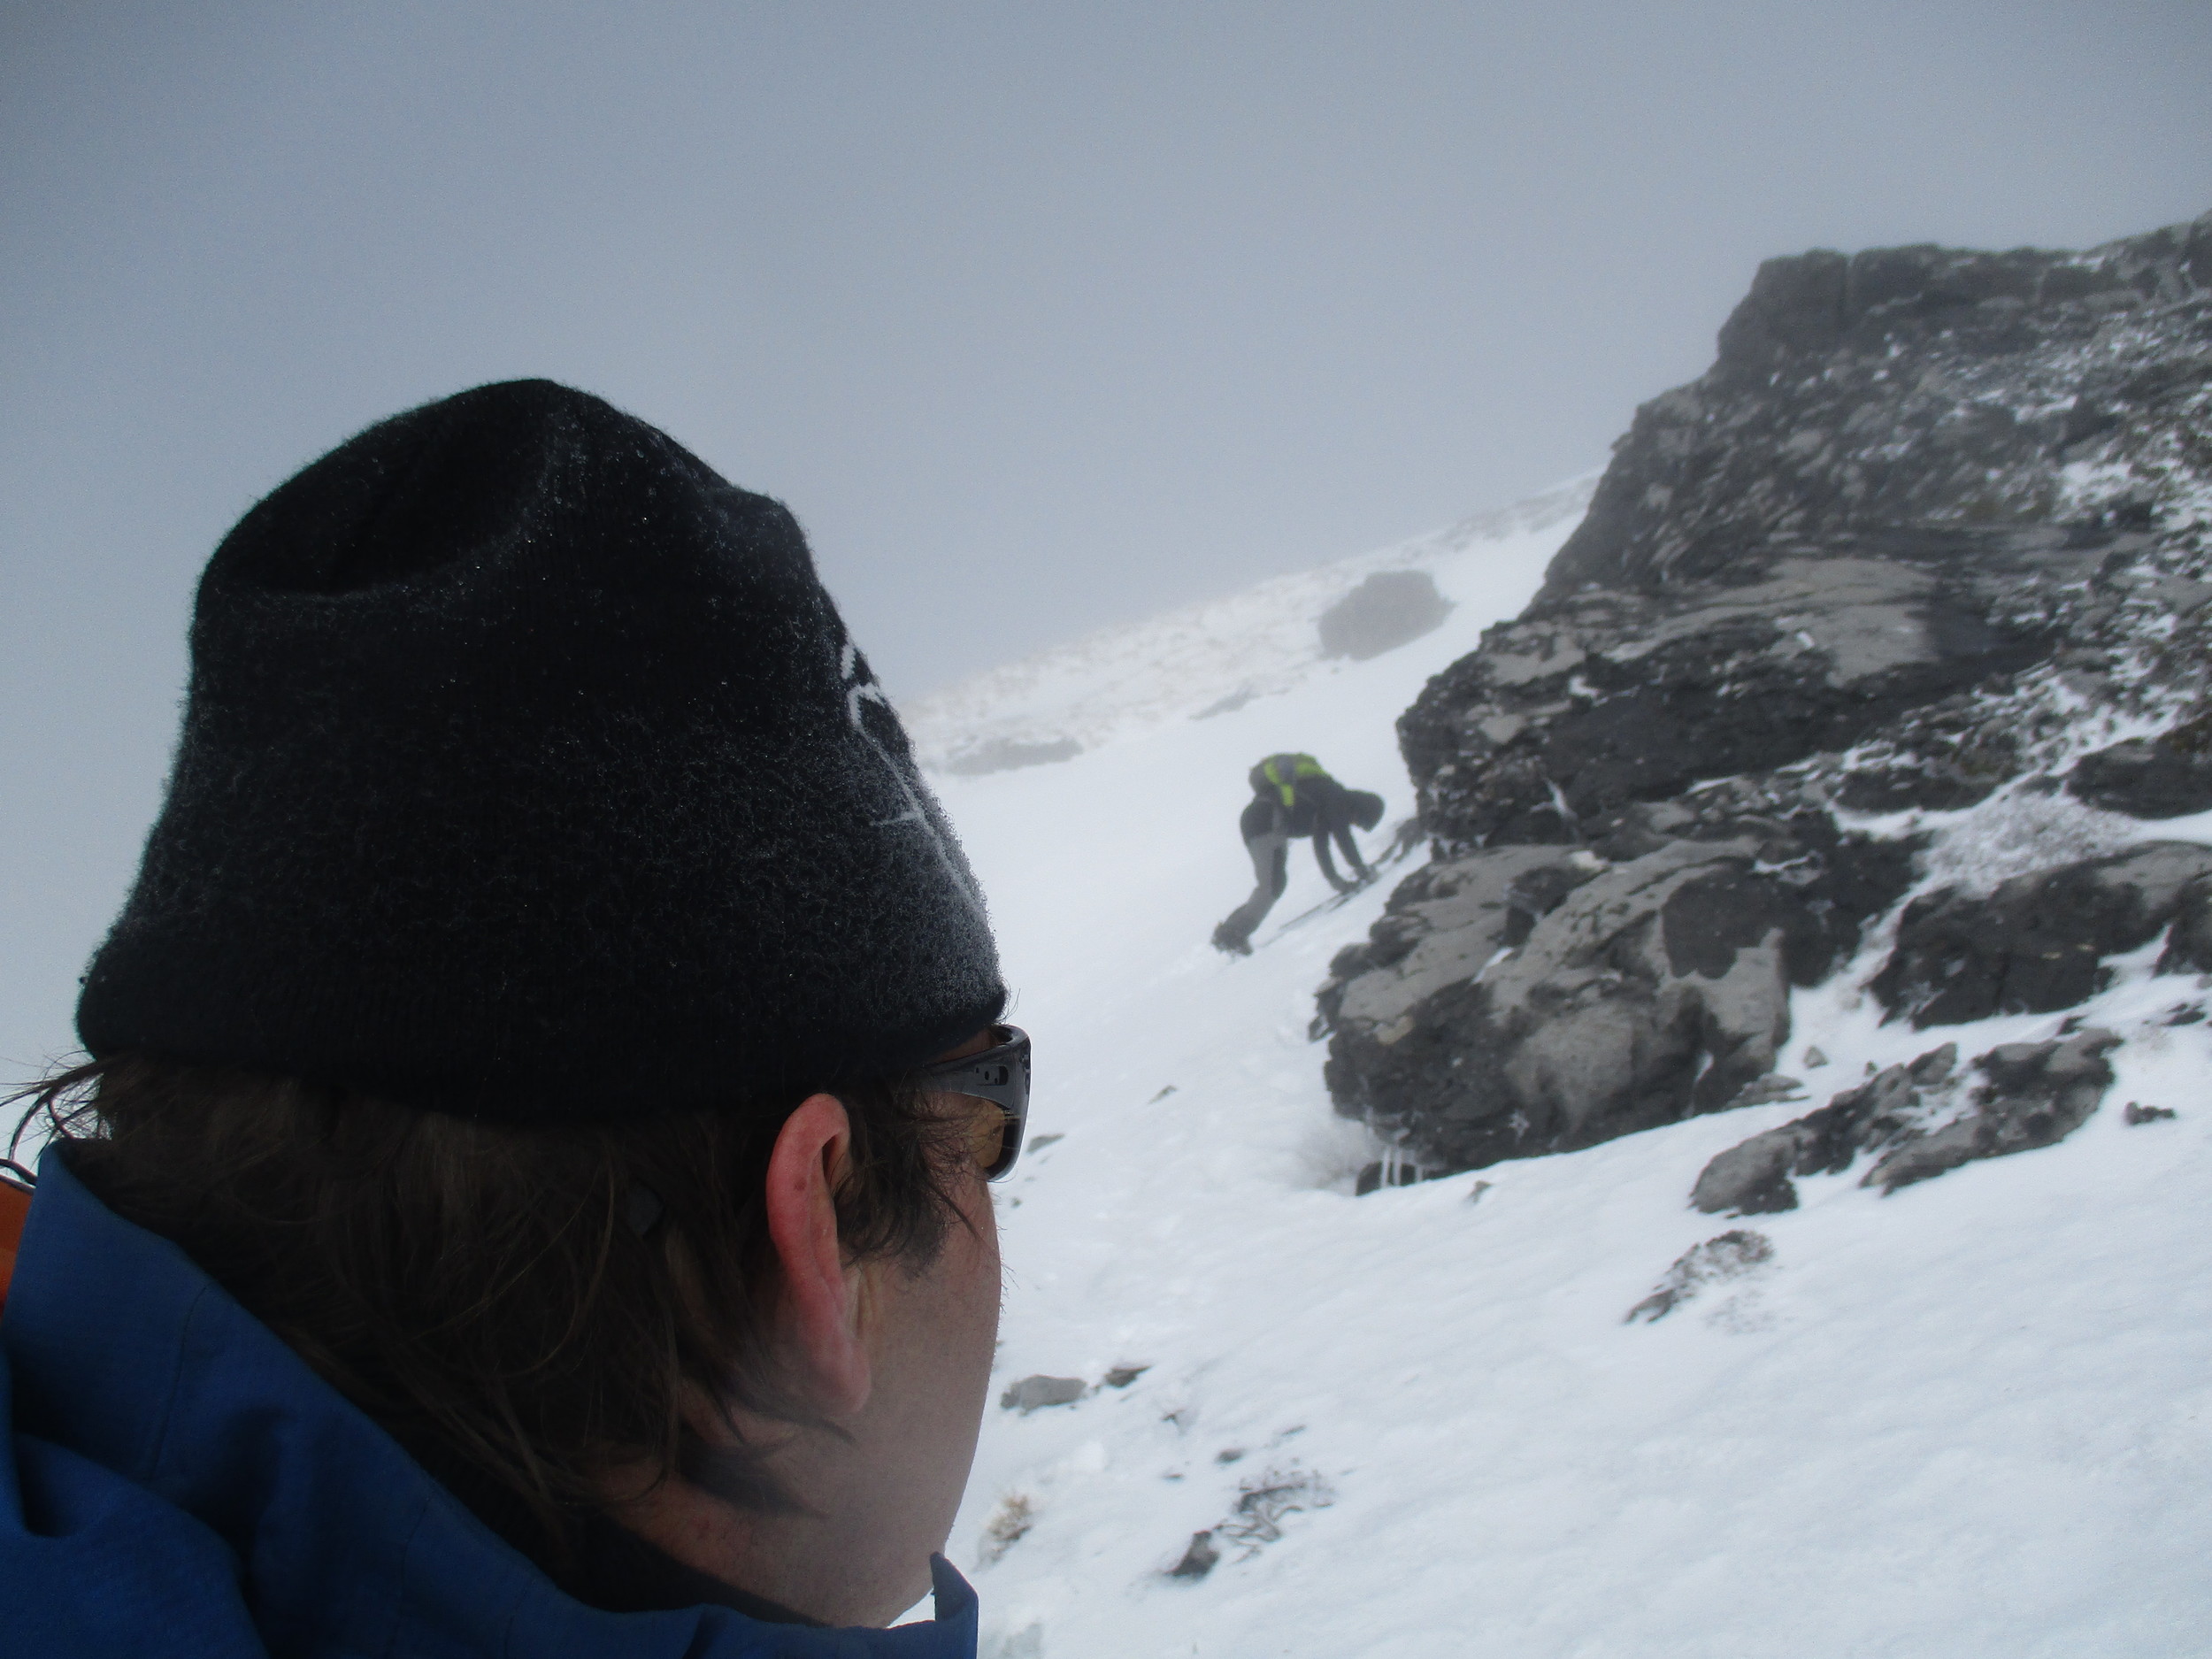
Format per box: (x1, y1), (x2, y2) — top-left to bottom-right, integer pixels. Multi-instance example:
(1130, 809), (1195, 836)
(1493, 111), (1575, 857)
(1871, 1032), (2118, 1190)
(1402, 213), (2212, 853)
(1325, 211), (2212, 1178)
(1399, 532), (2085, 847)
(1691, 1043), (1962, 1214)
(1533, 220), (2212, 604)
(1692, 1030), (2119, 1213)
(1870, 842), (2212, 1027)
(1317, 808), (1910, 1171)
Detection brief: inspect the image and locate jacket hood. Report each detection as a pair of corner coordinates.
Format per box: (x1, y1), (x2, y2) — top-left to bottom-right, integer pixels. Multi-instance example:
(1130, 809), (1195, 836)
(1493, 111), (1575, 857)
(0, 1151), (979, 1657)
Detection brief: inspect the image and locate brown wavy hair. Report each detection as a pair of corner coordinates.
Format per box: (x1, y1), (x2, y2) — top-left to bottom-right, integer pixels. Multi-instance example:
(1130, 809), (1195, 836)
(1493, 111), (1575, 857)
(14, 1054), (970, 1565)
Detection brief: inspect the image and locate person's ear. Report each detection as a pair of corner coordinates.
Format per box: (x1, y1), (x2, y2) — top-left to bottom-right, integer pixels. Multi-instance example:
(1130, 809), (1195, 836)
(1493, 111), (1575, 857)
(762, 1093), (872, 1417)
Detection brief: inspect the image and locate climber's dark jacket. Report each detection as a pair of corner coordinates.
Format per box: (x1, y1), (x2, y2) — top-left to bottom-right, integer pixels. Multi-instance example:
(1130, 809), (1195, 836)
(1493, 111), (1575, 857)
(1213, 756), (1385, 952)
(1240, 768), (1379, 891)
(0, 1152), (979, 1658)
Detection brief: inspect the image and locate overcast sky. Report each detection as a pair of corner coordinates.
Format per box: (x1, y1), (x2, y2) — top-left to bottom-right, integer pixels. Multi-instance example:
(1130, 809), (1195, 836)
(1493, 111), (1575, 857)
(3, 1), (2208, 1081)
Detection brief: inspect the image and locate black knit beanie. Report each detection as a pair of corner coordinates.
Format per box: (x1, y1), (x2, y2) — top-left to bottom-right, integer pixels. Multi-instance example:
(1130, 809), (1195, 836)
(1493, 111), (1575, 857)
(77, 380), (1005, 1121)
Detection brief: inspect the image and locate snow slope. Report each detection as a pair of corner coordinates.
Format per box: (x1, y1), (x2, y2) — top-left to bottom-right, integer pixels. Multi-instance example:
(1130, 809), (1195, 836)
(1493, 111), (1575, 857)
(910, 489), (2212, 1657)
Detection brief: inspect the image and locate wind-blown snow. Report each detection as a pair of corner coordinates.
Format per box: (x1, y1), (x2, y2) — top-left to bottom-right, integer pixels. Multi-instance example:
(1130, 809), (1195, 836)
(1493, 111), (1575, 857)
(910, 485), (2212, 1657)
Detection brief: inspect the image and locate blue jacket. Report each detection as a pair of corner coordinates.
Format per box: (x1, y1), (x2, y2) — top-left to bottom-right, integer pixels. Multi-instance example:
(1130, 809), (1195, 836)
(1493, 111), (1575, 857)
(0, 1153), (979, 1657)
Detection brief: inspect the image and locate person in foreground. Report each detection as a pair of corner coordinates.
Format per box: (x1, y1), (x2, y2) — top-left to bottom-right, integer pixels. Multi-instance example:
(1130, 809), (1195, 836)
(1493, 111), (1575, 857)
(0, 379), (1027, 1655)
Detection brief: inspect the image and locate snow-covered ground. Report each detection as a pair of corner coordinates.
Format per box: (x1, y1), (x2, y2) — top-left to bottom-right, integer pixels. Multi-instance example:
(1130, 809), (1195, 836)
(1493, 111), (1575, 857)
(907, 491), (2212, 1657)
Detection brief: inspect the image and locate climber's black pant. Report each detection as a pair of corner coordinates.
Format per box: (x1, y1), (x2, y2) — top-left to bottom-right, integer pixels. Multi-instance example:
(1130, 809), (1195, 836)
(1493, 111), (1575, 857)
(1215, 816), (1370, 949)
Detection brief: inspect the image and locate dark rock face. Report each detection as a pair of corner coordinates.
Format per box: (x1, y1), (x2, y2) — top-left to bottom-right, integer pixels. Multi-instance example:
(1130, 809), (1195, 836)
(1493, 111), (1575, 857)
(1319, 570), (1453, 661)
(1318, 810), (1910, 1173)
(2068, 723), (2212, 818)
(1868, 1031), (2118, 1192)
(1693, 1030), (2117, 1211)
(1401, 536), (2081, 850)
(1325, 211), (2212, 1179)
(1692, 1042), (1961, 1214)
(1534, 219), (2212, 605)
(1870, 842), (2212, 1027)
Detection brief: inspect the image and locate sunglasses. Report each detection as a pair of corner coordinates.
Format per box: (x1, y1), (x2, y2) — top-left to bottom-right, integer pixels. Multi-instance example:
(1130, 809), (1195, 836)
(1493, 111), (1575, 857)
(913, 1024), (1032, 1181)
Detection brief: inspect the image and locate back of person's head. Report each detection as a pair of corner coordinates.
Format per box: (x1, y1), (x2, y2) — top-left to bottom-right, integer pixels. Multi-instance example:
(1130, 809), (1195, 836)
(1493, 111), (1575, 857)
(35, 1056), (961, 1546)
(22, 380), (1009, 1607)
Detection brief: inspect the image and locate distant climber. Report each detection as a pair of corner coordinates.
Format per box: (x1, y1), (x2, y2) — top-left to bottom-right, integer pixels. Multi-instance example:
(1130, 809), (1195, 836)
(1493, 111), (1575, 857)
(1211, 753), (1385, 955)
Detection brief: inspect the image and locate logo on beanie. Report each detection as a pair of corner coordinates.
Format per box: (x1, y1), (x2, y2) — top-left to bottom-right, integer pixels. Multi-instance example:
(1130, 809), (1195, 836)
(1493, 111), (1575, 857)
(833, 635), (984, 916)
(841, 639), (896, 733)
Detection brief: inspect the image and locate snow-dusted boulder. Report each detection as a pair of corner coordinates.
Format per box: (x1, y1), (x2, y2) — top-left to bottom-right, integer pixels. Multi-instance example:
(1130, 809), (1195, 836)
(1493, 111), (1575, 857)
(1870, 1030), (2119, 1191)
(1693, 1030), (2119, 1213)
(1317, 808), (1909, 1173)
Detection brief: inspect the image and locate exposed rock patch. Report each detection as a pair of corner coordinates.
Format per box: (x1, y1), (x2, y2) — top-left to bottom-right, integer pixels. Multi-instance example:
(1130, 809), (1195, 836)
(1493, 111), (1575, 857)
(1319, 570), (1452, 661)
(1319, 813), (1910, 1173)
(1870, 842), (2212, 1027)
(1402, 538), (2085, 849)
(1692, 1030), (2118, 1212)
(1000, 1375), (1087, 1413)
(1624, 1230), (1774, 1324)
(2067, 724), (2212, 818)
(1167, 1531), (1219, 1580)
(1868, 1030), (2119, 1192)
(1692, 1043), (1962, 1214)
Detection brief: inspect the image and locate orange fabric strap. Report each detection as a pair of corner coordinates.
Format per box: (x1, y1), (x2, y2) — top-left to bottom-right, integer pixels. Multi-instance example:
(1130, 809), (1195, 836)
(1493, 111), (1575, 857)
(0, 1180), (30, 1310)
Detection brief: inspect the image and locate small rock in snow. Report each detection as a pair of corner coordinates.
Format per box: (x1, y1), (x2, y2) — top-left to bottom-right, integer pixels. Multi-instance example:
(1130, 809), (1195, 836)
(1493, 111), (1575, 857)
(1625, 1231), (1776, 1324)
(1803, 1046), (1829, 1068)
(2124, 1101), (2178, 1125)
(1103, 1364), (1150, 1388)
(1167, 1530), (1220, 1580)
(1000, 1375), (1086, 1413)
